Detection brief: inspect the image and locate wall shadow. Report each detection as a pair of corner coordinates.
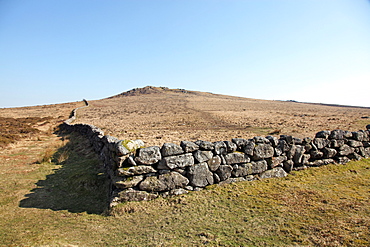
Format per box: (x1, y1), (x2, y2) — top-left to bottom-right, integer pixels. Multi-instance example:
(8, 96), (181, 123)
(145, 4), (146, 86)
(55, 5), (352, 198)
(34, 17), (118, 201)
(19, 131), (110, 214)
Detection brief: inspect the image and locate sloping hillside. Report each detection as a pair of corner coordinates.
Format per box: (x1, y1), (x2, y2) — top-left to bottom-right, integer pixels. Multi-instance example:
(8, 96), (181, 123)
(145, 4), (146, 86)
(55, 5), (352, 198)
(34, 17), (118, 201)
(76, 86), (370, 146)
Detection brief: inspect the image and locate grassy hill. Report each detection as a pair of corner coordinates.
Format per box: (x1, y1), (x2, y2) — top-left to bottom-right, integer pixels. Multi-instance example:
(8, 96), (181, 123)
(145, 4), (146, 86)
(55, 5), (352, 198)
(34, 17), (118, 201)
(75, 86), (370, 147)
(0, 86), (369, 246)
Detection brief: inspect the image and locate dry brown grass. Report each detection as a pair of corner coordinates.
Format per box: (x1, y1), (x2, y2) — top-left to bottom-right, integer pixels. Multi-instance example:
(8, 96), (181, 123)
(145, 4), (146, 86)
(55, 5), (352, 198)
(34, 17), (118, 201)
(0, 101), (81, 119)
(75, 87), (370, 146)
(0, 116), (52, 147)
(0, 101), (82, 147)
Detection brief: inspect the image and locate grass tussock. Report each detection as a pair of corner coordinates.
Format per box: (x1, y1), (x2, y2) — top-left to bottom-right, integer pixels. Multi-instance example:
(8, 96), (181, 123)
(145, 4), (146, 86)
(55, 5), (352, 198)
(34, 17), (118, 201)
(37, 148), (55, 164)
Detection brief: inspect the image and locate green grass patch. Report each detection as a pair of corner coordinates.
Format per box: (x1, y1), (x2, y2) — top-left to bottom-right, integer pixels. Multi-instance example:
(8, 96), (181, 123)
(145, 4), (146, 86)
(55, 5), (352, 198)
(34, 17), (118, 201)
(109, 159), (370, 246)
(245, 126), (275, 136)
(356, 119), (370, 132)
(19, 133), (110, 214)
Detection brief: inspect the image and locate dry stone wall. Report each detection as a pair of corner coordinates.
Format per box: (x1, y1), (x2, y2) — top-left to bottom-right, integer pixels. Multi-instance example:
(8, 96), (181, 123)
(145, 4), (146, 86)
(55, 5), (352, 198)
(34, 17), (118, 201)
(60, 102), (370, 207)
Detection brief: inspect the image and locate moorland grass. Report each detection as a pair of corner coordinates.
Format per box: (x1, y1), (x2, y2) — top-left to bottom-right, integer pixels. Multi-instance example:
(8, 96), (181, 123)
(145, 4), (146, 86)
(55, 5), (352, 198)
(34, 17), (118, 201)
(0, 130), (369, 246)
(0, 117), (52, 147)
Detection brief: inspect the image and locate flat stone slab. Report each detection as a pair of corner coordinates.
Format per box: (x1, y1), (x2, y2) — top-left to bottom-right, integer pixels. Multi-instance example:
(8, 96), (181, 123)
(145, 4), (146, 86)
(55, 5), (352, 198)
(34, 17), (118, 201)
(157, 153), (194, 169)
(139, 172), (189, 192)
(260, 167), (288, 179)
(135, 146), (162, 165)
(188, 162), (214, 187)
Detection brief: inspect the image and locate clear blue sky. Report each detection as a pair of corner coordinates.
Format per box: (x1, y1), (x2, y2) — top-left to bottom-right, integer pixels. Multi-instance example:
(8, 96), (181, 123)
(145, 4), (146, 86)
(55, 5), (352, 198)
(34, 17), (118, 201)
(1, 0), (370, 108)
